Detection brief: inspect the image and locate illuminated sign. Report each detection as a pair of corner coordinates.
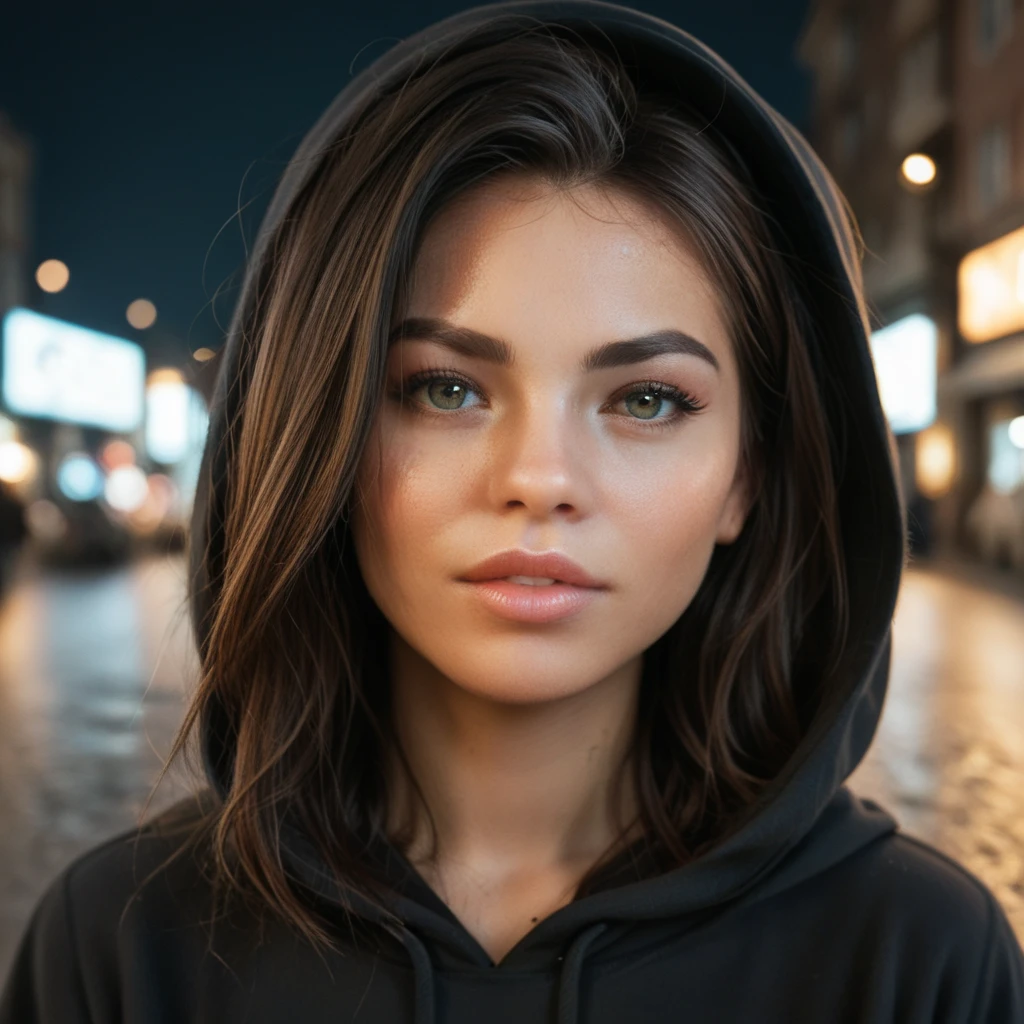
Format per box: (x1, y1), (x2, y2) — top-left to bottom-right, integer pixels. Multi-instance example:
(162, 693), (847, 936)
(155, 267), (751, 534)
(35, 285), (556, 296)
(145, 379), (208, 464)
(869, 313), (937, 435)
(1, 308), (145, 431)
(958, 224), (1024, 343)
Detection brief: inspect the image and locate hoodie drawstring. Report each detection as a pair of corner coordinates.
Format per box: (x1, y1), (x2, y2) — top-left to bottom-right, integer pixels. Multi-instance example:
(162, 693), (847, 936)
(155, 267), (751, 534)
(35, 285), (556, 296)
(398, 921), (610, 1024)
(558, 922), (609, 1024)
(400, 928), (437, 1024)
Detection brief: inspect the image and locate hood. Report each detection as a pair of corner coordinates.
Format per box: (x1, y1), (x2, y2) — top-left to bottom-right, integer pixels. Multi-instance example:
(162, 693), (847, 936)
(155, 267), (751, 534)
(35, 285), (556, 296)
(187, 2), (907, 1022)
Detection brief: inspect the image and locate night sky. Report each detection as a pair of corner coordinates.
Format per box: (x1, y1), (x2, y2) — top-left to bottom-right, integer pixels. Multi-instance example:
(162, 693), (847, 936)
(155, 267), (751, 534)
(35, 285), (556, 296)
(1, 1), (812, 364)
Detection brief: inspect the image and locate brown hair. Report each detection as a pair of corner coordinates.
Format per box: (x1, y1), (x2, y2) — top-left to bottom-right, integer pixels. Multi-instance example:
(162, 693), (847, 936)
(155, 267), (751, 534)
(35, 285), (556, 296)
(151, 20), (849, 953)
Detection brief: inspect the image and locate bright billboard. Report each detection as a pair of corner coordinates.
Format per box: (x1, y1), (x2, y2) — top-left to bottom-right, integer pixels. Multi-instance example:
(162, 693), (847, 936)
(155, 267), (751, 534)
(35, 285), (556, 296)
(1, 307), (145, 431)
(869, 313), (937, 435)
(958, 224), (1024, 343)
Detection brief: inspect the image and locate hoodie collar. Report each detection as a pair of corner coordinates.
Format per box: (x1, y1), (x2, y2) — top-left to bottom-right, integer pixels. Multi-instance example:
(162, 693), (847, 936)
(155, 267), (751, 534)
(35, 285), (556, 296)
(278, 783), (896, 1024)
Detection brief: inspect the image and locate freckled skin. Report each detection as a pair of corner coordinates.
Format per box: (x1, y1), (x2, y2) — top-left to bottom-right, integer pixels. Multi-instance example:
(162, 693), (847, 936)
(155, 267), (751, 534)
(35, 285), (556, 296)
(348, 174), (752, 962)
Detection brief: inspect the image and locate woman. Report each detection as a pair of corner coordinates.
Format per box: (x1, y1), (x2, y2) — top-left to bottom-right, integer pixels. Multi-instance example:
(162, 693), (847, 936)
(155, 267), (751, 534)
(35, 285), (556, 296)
(3, 3), (1022, 1021)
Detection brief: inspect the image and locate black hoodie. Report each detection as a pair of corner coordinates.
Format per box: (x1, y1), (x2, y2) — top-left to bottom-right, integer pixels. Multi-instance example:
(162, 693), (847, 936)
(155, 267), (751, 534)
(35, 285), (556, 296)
(3, 2), (1024, 1022)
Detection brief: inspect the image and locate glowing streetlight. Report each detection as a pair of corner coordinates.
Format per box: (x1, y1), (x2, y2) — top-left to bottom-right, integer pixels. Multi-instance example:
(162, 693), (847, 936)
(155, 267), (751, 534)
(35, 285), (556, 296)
(901, 153), (937, 187)
(35, 259), (70, 293)
(127, 298), (157, 329)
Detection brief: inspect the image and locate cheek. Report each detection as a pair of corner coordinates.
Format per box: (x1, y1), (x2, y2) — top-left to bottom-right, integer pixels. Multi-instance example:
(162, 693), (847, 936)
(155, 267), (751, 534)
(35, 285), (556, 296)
(350, 426), (467, 590)
(611, 434), (738, 616)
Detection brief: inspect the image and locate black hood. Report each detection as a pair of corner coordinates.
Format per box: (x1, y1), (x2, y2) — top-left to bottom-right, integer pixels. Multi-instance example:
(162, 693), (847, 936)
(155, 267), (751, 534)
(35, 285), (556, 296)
(187, 2), (906, 1020)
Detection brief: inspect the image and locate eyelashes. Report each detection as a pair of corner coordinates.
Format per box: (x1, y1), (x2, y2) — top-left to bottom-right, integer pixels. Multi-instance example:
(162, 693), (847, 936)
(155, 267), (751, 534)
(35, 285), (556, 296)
(388, 365), (707, 432)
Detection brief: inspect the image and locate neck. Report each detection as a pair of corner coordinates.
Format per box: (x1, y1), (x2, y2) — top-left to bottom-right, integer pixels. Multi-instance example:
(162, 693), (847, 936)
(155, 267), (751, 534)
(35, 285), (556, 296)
(384, 628), (643, 879)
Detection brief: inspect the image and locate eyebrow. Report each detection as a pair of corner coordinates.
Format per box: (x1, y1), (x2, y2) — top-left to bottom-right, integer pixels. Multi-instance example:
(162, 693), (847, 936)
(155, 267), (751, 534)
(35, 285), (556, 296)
(387, 316), (720, 374)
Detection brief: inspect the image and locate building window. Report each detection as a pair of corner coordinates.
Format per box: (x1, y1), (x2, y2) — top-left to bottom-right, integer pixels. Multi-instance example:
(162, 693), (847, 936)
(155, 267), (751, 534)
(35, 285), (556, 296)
(834, 10), (859, 86)
(987, 418), (1024, 493)
(898, 30), (941, 106)
(837, 110), (863, 164)
(894, 0), (938, 29)
(977, 0), (1014, 58)
(977, 121), (1013, 211)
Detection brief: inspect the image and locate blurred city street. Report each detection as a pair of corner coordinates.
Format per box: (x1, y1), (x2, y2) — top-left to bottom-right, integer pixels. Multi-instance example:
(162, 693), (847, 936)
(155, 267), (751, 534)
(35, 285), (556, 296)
(0, 553), (1022, 979)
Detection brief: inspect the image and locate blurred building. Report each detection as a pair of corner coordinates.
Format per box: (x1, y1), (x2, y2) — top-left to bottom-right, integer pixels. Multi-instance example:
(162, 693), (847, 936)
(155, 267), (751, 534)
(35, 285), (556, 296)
(0, 113), (32, 316)
(800, 0), (1024, 577)
(0, 119), (210, 559)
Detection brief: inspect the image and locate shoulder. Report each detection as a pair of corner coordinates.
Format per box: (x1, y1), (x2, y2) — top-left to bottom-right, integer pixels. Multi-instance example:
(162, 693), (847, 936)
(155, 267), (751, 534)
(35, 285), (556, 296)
(834, 830), (1024, 1017)
(61, 786), (216, 884)
(850, 831), (1013, 939)
(61, 789), (218, 912)
(766, 825), (1020, 959)
(0, 792), (223, 1022)
(27, 792), (221, 960)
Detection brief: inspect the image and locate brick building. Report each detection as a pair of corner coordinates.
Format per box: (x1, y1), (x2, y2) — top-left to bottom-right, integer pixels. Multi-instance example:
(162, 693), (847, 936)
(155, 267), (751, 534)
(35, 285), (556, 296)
(800, 0), (1024, 575)
(0, 113), (32, 319)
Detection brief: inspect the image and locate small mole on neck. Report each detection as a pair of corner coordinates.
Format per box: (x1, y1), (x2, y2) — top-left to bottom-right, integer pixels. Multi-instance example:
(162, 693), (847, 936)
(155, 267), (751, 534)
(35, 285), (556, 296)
(531, 917), (538, 922)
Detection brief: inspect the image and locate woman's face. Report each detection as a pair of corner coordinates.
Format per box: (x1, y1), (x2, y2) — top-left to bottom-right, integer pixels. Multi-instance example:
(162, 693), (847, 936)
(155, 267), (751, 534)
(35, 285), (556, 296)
(351, 176), (750, 706)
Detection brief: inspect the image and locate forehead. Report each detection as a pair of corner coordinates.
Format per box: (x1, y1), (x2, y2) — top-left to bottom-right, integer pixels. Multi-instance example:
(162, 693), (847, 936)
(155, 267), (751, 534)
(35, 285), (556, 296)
(413, 177), (703, 286)
(403, 177), (731, 366)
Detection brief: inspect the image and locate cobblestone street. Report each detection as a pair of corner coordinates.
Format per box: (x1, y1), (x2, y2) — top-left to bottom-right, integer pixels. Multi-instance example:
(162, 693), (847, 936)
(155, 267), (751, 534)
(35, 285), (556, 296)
(0, 552), (1022, 978)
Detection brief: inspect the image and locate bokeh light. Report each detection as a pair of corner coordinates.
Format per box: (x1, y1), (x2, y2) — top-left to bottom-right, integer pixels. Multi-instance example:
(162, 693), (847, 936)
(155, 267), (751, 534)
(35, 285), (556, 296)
(916, 423), (956, 499)
(126, 298), (157, 329)
(1009, 415), (1024, 450)
(25, 499), (67, 542)
(35, 259), (70, 293)
(901, 153), (937, 186)
(99, 439), (137, 471)
(0, 441), (38, 485)
(104, 465), (149, 512)
(119, 472), (179, 534)
(56, 453), (105, 502)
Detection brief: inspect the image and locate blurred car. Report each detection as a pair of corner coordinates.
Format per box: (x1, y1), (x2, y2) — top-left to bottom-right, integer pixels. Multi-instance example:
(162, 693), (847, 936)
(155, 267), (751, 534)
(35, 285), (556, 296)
(35, 497), (133, 567)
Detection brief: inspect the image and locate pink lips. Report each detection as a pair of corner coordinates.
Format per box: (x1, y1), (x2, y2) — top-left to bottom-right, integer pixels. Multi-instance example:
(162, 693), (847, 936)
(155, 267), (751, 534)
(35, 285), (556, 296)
(457, 549), (607, 589)
(456, 549), (607, 624)
(460, 579), (603, 623)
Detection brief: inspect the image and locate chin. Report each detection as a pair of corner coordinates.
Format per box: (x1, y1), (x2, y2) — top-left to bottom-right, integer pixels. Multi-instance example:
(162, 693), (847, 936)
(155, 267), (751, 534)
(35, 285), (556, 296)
(443, 661), (597, 706)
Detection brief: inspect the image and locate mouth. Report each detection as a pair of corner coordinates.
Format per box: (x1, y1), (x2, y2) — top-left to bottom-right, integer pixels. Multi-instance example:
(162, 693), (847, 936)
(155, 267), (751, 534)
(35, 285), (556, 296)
(461, 576), (603, 623)
(458, 550), (607, 590)
(494, 575), (567, 586)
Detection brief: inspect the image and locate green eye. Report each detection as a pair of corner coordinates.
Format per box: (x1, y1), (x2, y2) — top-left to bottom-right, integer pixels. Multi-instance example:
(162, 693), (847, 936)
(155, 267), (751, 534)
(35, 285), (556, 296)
(391, 368), (706, 431)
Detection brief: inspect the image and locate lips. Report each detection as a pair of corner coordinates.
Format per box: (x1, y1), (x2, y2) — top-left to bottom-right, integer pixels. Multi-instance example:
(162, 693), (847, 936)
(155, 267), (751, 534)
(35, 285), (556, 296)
(461, 576), (604, 623)
(458, 549), (607, 589)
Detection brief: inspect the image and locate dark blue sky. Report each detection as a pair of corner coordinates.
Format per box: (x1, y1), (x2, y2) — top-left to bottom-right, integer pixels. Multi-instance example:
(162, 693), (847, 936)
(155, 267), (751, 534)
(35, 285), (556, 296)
(1, 1), (812, 362)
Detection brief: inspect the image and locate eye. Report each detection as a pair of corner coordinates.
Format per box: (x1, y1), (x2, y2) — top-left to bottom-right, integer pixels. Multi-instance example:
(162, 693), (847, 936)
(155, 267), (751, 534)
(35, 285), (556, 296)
(400, 370), (483, 413)
(612, 380), (706, 429)
(389, 366), (706, 431)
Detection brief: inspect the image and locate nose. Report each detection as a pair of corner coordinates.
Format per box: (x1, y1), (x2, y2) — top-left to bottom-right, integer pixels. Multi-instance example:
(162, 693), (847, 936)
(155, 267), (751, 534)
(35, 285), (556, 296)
(487, 396), (590, 518)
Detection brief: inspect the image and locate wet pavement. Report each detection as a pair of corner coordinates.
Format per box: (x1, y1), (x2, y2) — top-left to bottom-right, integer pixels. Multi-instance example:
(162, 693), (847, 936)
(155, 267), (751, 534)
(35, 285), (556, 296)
(847, 557), (1024, 942)
(0, 551), (198, 981)
(0, 551), (1022, 979)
